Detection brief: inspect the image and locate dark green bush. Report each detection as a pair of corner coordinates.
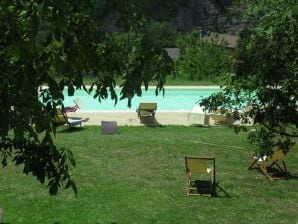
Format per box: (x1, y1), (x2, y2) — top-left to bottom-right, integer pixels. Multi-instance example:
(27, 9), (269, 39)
(175, 30), (234, 82)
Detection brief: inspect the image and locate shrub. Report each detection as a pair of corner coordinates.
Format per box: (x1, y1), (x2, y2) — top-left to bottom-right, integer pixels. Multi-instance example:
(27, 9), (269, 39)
(175, 30), (234, 82)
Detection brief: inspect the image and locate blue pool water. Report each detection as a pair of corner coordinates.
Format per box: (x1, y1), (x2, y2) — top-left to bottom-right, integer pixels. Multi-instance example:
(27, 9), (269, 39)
(62, 88), (221, 111)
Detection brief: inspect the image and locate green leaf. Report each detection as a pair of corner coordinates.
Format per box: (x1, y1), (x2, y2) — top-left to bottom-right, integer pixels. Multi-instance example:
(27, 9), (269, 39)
(35, 122), (45, 133)
(68, 85), (75, 96)
(49, 181), (59, 195)
(67, 150), (76, 167)
(64, 179), (78, 197)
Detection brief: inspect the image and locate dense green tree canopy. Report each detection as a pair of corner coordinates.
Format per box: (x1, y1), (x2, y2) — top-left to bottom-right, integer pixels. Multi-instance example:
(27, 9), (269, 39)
(201, 0), (298, 152)
(175, 30), (234, 81)
(0, 0), (172, 194)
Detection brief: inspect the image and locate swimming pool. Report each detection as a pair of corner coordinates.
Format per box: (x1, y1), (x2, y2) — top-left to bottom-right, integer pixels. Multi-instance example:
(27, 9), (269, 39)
(62, 87), (221, 112)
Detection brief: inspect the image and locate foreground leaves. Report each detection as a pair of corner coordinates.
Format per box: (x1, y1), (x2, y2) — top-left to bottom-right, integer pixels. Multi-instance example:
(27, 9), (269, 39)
(201, 0), (298, 153)
(0, 0), (173, 194)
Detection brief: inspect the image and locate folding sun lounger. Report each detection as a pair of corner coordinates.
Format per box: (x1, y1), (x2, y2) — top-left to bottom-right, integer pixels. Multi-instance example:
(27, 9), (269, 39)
(136, 102), (157, 118)
(248, 144), (295, 181)
(64, 98), (84, 113)
(185, 156), (216, 197)
(52, 109), (82, 129)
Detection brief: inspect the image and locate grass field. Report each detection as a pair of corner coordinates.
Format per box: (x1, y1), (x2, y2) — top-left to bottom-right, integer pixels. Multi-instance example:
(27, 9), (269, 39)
(0, 126), (297, 223)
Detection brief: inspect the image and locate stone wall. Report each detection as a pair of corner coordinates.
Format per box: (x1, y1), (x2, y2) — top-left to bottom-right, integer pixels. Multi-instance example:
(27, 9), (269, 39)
(169, 0), (243, 33)
(98, 0), (244, 34)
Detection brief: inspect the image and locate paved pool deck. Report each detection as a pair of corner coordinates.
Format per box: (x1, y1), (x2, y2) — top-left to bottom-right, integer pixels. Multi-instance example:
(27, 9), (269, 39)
(69, 111), (194, 126)
(66, 85), (223, 126)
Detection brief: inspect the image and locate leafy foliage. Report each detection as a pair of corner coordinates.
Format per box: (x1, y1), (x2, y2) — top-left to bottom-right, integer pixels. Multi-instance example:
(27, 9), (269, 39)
(175, 30), (234, 81)
(201, 0), (298, 152)
(94, 2), (173, 106)
(0, 0), (173, 194)
(146, 21), (177, 48)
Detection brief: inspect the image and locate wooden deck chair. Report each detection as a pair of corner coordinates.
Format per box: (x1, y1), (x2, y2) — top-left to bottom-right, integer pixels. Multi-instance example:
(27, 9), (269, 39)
(52, 109), (82, 128)
(210, 114), (227, 125)
(64, 98), (84, 113)
(136, 103), (157, 118)
(248, 145), (294, 181)
(185, 156), (216, 197)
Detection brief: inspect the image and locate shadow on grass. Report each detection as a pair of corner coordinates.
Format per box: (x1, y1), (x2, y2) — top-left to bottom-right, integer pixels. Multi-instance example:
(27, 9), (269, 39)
(270, 171), (298, 181)
(215, 183), (231, 198)
(191, 124), (232, 129)
(54, 222), (116, 224)
(57, 127), (84, 133)
(250, 167), (298, 181)
(190, 180), (231, 198)
(287, 174), (298, 180)
(190, 180), (213, 195)
(191, 124), (210, 128)
(139, 116), (163, 127)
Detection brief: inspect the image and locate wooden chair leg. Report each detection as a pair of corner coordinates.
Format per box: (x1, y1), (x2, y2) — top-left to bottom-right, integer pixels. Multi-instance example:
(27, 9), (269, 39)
(259, 166), (274, 181)
(248, 158), (258, 170)
(210, 171), (215, 196)
(271, 162), (285, 174)
(269, 161), (289, 178)
(282, 161), (289, 177)
(186, 174), (191, 196)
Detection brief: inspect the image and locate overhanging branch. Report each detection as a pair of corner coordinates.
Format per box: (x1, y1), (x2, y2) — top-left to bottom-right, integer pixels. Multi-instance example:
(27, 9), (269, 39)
(263, 123), (298, 138)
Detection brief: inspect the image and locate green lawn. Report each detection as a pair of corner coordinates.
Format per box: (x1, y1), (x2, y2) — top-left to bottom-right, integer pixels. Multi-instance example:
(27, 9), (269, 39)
(0, 126), (297, 223)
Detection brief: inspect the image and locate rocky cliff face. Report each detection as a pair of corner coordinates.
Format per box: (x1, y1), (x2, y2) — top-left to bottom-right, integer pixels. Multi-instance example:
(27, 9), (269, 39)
(98, 0), (244, 34)
(169, 0), (243, 33)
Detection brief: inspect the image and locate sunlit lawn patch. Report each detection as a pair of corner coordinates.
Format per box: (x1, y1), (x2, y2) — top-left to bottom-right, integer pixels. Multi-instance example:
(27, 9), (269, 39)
(0, 126), (297, 223)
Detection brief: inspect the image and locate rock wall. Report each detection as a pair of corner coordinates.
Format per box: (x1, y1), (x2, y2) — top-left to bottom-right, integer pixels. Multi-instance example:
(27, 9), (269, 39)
(169, 0), (243, 33)
(98, 0), (244, 34)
